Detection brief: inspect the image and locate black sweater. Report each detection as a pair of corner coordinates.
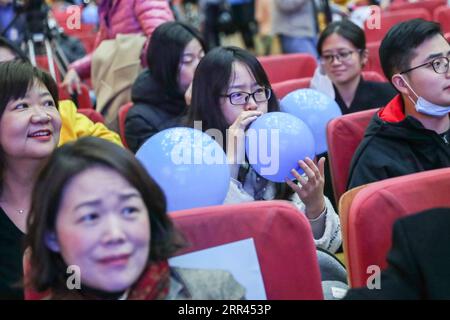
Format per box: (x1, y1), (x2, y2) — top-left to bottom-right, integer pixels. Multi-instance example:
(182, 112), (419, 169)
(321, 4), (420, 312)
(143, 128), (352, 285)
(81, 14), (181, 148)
(126, 69), (186, 153)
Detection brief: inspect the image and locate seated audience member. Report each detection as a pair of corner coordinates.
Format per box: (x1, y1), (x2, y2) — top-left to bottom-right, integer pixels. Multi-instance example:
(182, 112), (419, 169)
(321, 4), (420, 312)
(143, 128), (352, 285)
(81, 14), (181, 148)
(0, 61), (62, 299)
(0, 60), (120, 300)
(314, 19), (396, 115)
(25, 137), (246, 300)
(0, 36), (122, 146)
(125, 22), (206, 153)
(345, 207), (450, 300)
(185, 46), (342, 254)
(348, 19), (450, 189)
(61, 0), (174, 94)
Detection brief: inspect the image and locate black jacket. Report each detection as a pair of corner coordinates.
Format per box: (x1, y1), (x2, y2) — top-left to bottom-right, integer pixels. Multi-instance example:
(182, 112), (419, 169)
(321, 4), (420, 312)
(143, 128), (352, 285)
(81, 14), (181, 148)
(125, 69), (186, 153)
(334, 77), (396, 115)
(347, 95), (450, 189)
(345, 208), (450, 299)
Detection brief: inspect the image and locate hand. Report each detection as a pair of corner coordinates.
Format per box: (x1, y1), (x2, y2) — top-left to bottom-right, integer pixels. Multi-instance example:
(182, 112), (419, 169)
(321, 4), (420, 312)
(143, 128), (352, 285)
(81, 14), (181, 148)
(285, 157), (326, 220)
(184, 82), (192, 106)
(62, 68), (81, 95)
(226, 110), (263, 178)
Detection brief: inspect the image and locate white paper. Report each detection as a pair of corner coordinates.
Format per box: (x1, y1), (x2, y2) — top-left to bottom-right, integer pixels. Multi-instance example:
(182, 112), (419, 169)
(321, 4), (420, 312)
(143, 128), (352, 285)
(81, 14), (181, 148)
(169, 238), (266, 300)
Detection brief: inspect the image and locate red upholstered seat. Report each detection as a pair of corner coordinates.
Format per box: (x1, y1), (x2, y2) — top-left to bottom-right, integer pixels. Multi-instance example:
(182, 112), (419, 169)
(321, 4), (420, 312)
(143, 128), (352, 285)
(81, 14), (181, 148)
(364, 8), (431, 43)
(78, 108), (105, 123)
(58, 83), (93, 109)
(24, 201), (323, 300)
(170, 201), (324, 300)
(326, 108), (378, 202)
(434, 5), (450, 34)
(257, 53), (317, 84)
(387, 0), (445, 16)
(342, 168), (450, 288)
(118, 102), (133, 148)
(35, 55), (63, 83)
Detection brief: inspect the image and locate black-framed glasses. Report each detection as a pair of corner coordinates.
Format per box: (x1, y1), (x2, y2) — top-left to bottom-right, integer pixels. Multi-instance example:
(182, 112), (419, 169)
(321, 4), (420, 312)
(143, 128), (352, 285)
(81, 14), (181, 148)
(321, 49), (362, 64)
(221, 87), (272, 105)
(400, 56), (450, 74)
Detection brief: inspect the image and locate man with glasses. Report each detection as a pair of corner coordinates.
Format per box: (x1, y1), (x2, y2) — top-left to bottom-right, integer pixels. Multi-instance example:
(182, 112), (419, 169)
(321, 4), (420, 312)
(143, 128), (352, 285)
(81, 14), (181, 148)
(348, 19), (450, 189)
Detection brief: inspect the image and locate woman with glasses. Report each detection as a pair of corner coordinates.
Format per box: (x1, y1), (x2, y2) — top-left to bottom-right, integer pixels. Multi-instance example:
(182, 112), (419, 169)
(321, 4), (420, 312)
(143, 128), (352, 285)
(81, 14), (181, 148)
(314, 20), (396, 115)
(125, 22), (207, 153)
(185, 46), (342, 254)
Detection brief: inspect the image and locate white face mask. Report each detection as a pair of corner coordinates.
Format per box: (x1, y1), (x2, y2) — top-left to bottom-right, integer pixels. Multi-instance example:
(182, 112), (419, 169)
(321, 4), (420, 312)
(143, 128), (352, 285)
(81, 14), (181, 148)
(399, 75), (450, 117)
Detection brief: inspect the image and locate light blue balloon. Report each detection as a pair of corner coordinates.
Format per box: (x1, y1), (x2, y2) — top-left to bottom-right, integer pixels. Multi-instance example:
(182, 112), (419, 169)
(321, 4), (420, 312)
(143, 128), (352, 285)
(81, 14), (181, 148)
(280, 88), (342, 154)
(136, 127), (230, 212)
(245, 112), (315, 183)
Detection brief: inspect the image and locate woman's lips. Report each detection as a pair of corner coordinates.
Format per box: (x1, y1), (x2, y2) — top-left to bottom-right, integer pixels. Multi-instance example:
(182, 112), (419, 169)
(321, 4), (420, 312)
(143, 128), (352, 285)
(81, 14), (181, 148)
(97, 254), (131, 267)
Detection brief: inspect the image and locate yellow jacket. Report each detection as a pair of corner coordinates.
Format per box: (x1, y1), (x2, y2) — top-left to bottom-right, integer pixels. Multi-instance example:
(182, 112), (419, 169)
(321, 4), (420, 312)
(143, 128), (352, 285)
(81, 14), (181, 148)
(58, 100), (123, 147)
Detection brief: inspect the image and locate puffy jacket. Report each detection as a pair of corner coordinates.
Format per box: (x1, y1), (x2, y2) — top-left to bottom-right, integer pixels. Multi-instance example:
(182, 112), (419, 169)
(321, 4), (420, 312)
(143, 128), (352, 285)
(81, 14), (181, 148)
(58, 100), (123, 147)
(125, 69), (186, 153)
(69, 0), (174, 78)
(347, 95), (450, 189)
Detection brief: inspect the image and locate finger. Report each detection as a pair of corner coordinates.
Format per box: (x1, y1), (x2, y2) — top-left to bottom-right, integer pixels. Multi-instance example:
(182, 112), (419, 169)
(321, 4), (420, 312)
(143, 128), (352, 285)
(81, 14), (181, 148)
(67, 82), (73, 95)
(304, 157), (321, 179)
(76, 79), (81, 94)
(285, 177), (301, 193)
(299, 160), (316, 181)
(292, 169), (308, 187)
(240, 115), (259, 128)
(318, 157), (326, 178)
(239, 110), (263, 120)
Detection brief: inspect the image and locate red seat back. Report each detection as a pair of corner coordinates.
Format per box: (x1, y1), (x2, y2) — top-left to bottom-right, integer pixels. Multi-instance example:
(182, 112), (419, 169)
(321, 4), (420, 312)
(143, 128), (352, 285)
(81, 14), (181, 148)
(118, 102), (133, 148)
(344, 168), (450, 288)
(258, 53), (317, 84)
(434, 5), (450, 34)
(78, 108), (105, 123)
(24, 201), (323, 300)
(170, 201), (324, 300)
(326, 108), (378, 202)
(387, 0), (445, 16)
(364, 8), (431, 43)
(35, 55), (63, 83)
(58, 83), (93, 109)
(364, 41), (387, 81)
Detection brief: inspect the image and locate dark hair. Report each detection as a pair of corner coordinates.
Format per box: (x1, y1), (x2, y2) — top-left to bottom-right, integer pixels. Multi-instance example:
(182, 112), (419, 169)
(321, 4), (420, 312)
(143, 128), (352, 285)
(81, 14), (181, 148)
(0, 61), (59, 195)
(25, 137), (185, 292)
(380, 19), (443, 81)
(317, 19), (366, 56)
(0, 36), (29, 62)
(147, 21), (206, 96)
(186, 46), (279, 138)
(185, 47), (291, 199)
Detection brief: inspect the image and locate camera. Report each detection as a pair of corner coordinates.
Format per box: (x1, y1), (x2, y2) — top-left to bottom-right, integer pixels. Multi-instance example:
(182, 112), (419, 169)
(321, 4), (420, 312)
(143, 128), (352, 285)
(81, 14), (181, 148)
(13, 0), (49, 36)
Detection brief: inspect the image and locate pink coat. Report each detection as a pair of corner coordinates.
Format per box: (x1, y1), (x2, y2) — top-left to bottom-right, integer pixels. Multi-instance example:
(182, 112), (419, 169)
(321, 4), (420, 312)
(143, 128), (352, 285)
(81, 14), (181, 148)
(69, 0), (174, 79)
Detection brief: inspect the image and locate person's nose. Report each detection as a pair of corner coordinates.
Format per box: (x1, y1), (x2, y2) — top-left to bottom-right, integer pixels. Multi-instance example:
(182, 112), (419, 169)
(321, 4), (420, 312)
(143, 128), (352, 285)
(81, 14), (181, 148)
(244, 95), (258, 111)
(30, 106), (51, 124)
(101, 215), (126, 245)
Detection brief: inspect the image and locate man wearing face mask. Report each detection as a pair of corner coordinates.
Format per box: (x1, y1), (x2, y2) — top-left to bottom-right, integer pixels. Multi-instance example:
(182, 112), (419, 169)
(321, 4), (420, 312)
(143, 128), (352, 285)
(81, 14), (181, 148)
(347, 19), (450, 189)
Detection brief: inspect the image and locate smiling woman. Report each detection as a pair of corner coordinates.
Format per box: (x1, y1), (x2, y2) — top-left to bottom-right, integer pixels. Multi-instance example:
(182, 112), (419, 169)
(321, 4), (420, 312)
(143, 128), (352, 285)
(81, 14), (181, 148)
(0, 61), (61, 299)
(25, 137), (245, 300)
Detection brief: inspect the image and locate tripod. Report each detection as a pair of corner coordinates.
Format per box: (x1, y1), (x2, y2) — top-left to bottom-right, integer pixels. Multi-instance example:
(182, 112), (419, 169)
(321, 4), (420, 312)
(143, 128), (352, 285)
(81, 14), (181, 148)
(1, 2), (70, 81)
(23, 7), (70, 81)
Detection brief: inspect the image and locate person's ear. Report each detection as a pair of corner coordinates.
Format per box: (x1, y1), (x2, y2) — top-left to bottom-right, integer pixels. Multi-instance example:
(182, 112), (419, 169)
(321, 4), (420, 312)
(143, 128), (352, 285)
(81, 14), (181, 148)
(45, 231), (61, 253)
(361, 49), (369, 68)
(391, 73), (411, 95)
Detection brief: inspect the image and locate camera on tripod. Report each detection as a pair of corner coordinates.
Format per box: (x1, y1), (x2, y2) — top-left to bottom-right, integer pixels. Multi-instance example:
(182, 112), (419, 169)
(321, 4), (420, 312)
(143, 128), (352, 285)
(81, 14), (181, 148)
(9, 0), (69, 80)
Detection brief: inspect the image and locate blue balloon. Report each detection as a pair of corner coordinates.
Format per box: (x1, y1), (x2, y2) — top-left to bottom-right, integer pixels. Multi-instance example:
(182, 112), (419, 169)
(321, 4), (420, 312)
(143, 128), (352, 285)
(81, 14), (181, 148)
(136, 128), (230, 212)
(280, 88), (342, 154)
(245, 112), (315, 183)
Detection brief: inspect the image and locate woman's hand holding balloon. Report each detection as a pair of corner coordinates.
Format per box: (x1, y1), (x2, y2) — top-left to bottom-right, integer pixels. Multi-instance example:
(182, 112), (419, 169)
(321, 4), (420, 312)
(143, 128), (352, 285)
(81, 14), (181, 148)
(285, 157), (326, 220)
(227, 110), (262, 179)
